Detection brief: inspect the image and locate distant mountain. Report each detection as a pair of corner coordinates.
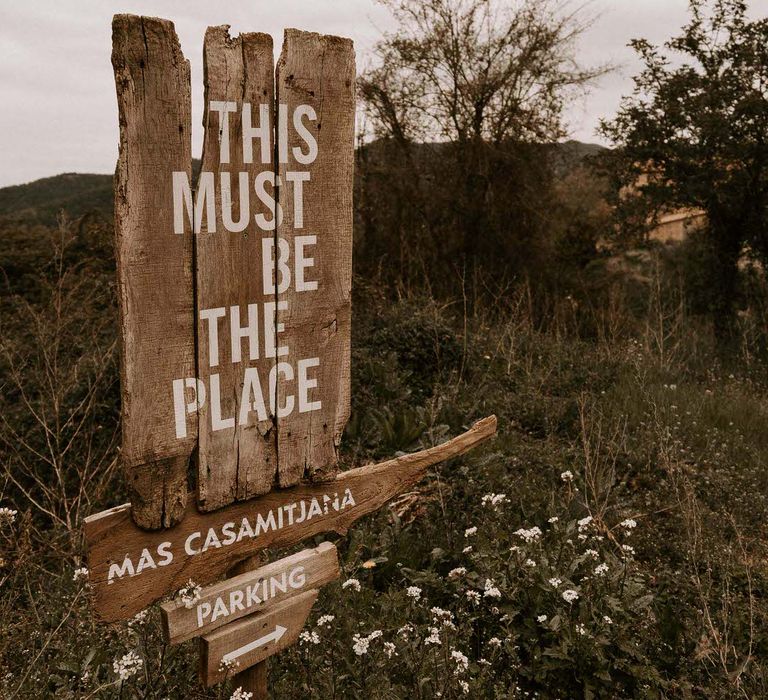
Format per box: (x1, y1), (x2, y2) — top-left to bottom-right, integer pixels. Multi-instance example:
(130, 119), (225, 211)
(0, 172), (114, 227)
(547, 140), (607, 176)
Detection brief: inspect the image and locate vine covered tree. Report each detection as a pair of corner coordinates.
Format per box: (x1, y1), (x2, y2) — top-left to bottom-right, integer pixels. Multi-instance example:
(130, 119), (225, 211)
(601, 0), (768, 338)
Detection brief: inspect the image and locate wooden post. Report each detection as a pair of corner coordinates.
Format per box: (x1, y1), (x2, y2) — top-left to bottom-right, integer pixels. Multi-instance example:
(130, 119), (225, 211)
(233, 661), (268, 699)
(229, 555), (269, 699)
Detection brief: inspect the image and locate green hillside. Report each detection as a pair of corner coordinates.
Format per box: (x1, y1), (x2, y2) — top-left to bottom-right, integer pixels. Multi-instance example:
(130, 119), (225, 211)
(0, 172), (114, 226)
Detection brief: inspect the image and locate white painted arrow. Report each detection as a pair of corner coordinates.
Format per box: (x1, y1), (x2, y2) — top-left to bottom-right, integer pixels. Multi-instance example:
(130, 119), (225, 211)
(221, 625), (288, 665)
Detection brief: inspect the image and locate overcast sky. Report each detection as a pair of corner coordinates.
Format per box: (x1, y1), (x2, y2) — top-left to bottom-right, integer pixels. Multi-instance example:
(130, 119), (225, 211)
(1, 0), (766, 188)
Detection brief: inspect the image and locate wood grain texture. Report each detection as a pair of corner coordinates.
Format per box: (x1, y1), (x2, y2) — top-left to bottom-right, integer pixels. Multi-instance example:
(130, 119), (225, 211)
(229, 554), (269, 700)
(232, 662), (267, 699)
(200, 589), (317, 686)
(161, 542), (338, 644)
(275, 30), (355, 487)
(84, 415), (496, 621)
(196, 27), (278, 512)
(112, 14), (194, 529)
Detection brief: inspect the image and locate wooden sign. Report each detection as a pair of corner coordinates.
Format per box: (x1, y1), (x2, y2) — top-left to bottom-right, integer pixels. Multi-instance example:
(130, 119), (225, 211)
(161, 542), (339, 644)
(111, 15), (355, 527)
(275, 30), (355, 487)
(98, 15), (498, 695)
(199, 589), (318, 686)
(84, 415), (496, 622)
(112, 15), (195, 529)
(195, 27), (278, 511)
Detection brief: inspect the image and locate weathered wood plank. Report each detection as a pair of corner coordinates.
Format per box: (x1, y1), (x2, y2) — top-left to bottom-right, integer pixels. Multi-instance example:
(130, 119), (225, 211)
(160, 542), (338, 644)
(84, 415), (496, 621)
(274, 30), (356, 487)
(196, 27), (278, 512)
(112, 14), (194, 529)
(200, 589), (318, 686)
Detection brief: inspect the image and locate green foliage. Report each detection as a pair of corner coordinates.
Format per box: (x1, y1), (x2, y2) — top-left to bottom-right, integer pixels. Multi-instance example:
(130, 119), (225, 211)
(357, 0), (606, 296)
(601, 0), (768, 335)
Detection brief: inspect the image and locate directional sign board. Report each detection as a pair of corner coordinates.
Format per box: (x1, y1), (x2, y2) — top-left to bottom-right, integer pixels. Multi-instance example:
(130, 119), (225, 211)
(200, 589), (318, 686)
(161, 542), (339, 644)
(84, 416), (496, 621)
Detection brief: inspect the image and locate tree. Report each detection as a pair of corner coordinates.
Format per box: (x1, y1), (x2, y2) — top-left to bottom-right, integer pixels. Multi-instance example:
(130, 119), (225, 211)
(601, 0), (768, 339)
(358, 0), (602, 296)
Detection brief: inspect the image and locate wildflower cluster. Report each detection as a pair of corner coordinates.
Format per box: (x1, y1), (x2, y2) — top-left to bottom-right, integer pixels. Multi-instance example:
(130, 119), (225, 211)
(113, 651), (143, 681)
(300, 630), (320, 645)
(177, 579), (202, 609)
(406, 585), (422, 600)
(514, 526), (542, 543)
(72, 567), (89, 583)
(218, 657), (239, 674)
(342, 577), (361, 592)
(0, 507), (17, 526)
(481, 493), (508, 509)
(352, 629), (383, 655)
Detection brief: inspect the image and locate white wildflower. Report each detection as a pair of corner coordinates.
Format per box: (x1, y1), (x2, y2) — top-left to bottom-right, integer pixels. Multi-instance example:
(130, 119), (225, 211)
(548, 516), (559, 524)
(562, 589), (579, 604)
(465, 590), (481, 603)
(459, 680), (470, 694)
(594, 563), (609, 577)
(128, 609), (148, 628)
(299, 630), (320, 645)
(406, 586), (422, 601)
(383, 641), (397, 658)
(548, 577), (562, 588)
(464, 526), (478, 537)
(488, 637), (502, 648)
(316, 614), (335, 628)
(481, 493), (508, 509)
(603, 615), (613, 624)
(462, 546), (473, 554)
(113, 651), (143, 681)
(537, 615), (547, 623)
(352, 630), (382, 656)
(620, 518), (637, 530)
(0, 507), (17, 525)
(478, 658), (491, 667)
(431, 607), (455, 627)
(448, 567), (467, 579)
(229, 688), (253, 700)
(524, 558), (536, 568)
(451, 649), (469, 675)
(352, 634), (370, 656)
(424, 626), (441, 646)
(584, 548), (599, 559)
(560, 471), (574, 482)
(342, 578), (361, 592)
(576, 623), (588, 636)
(178, 580), (202, 609)
(577, 516), (593, 532)
(398, 623), (413, 639)
(483, 579), (501, 599)
(218, 657), (239, 674)
(622, 544), (635, 557)
(72, 567), (89, 583)
(514, 526), (542, 543)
